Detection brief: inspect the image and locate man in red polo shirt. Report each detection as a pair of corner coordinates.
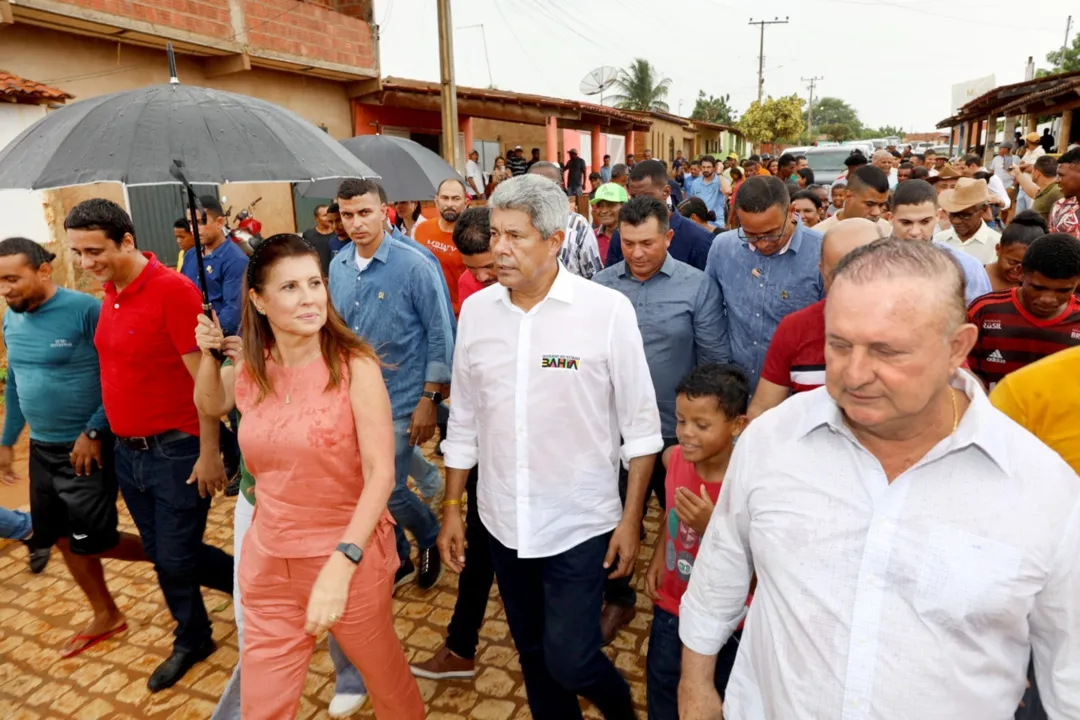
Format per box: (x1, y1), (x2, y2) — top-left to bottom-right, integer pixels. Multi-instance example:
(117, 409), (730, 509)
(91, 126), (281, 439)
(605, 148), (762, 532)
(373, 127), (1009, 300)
(748, 218), (883, 421)
(967, 232), (1080, 389)
(65, 199), (232, 692)
(453, 206), (498, 306)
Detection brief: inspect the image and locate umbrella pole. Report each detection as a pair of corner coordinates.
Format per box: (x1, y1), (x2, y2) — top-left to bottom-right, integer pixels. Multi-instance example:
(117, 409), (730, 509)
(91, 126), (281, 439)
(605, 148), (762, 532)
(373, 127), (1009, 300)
(170, 160), (225, 360)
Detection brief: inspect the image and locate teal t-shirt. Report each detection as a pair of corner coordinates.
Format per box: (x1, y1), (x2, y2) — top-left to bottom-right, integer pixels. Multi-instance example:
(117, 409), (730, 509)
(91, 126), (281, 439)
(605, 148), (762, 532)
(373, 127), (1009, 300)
(2, 288), (107, 446)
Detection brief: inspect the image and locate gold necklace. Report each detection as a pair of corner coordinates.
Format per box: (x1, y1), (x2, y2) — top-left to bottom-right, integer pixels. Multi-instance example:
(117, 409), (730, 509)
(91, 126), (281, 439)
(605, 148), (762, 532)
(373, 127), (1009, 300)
(276, 348), (321, 405)
(950, 387), (960, 433)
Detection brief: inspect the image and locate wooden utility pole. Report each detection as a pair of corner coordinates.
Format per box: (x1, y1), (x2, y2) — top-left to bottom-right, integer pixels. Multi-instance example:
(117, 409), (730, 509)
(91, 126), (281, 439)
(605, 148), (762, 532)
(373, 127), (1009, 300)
(802, 76), (823, 142)
(749, 16), (789, 104)
(437, 0), (461, 172)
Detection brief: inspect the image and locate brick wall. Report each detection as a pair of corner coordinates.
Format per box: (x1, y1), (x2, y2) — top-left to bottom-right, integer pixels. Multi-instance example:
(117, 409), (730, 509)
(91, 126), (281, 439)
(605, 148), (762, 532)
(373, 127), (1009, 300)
(59, 0), (233, 38)
(244, 0), (374, 68)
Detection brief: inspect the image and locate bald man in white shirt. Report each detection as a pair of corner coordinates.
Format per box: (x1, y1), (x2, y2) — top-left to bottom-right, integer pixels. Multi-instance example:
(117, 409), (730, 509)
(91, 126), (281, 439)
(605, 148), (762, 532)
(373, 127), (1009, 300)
(441, 174), (662, 720)
(678, 238), (1080, 720)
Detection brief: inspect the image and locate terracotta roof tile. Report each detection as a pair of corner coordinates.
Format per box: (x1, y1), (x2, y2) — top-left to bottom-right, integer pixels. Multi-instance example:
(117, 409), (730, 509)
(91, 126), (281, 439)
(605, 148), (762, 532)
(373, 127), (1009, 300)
(0, 71), (73, 104)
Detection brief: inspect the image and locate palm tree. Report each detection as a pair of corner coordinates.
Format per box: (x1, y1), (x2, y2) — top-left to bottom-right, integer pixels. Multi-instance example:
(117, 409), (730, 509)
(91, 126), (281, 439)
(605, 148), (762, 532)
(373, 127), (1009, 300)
(610, 59), (672, 113)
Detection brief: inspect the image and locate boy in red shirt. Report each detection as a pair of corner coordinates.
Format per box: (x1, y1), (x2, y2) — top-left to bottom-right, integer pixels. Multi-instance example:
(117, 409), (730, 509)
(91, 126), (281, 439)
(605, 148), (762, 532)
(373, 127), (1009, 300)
(644, 363), (749, 720)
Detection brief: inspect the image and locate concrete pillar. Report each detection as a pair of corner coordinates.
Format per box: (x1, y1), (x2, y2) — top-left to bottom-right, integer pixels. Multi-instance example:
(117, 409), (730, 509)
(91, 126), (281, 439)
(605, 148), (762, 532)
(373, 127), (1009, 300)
(1004, 116), (1017, 146)
(1058, 110), (1072, 153)
(984, 114), (997, 166)
(462, 116), (474, 157)
(590, 125), (602, 175)
(1027, 114), (1038, 134)
(545, 117), (558, 162)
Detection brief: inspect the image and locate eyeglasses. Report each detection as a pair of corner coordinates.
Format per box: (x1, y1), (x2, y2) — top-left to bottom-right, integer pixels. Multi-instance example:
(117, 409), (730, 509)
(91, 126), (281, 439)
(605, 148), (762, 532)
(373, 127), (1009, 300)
(738, 221), (790, 245)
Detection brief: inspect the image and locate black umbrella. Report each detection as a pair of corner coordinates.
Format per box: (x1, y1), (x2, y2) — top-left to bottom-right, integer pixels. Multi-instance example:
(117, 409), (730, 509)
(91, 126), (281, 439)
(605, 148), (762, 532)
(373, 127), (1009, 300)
(0, 44), (377, 342)
(298, 134), (464, 202)
(0, 56), (376, 189)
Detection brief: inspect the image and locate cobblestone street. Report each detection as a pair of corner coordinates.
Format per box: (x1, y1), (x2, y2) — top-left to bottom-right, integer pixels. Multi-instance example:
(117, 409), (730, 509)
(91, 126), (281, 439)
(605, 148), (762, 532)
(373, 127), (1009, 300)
(0, 441), (659, 719)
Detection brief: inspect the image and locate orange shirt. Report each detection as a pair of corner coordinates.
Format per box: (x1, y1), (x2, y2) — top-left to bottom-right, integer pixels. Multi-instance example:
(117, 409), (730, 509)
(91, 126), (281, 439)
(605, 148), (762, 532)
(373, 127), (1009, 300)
(414, 220), (466, 314)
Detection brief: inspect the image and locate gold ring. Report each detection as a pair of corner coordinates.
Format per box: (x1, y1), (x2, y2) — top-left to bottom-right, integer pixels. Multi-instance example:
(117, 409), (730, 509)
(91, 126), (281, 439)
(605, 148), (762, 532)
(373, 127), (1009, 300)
(328, 613), (340, 623)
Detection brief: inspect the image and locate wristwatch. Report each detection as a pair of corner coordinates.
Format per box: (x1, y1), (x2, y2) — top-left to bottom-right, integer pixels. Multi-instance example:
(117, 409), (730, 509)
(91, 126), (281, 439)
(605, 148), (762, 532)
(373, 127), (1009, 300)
(421, 390), (444, 405)
(85, 429), (102, 441)
(335, 542), (364, 565)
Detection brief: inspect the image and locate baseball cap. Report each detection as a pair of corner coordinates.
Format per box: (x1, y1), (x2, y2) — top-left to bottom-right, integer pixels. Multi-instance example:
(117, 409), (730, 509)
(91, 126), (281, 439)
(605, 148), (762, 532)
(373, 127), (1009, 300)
(514, 145), (523, 150)
(1025, 132), (1040, 143)
(589, 183), (630, 205)
(727, 152), (738, 161)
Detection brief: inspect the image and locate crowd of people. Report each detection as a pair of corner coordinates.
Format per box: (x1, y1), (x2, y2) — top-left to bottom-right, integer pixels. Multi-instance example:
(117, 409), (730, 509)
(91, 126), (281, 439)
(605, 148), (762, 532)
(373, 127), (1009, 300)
(0, 129), (1078, 720)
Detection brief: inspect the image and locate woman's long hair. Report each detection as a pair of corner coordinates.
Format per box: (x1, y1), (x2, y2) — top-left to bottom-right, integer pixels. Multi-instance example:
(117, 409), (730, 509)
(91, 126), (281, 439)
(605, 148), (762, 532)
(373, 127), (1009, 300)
(240, 233), (378, 403)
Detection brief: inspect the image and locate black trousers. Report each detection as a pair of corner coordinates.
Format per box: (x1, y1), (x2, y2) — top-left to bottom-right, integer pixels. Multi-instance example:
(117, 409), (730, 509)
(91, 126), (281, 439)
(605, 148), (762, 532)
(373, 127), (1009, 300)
(605, 437), (677, 608)
(445, 466), (492, 660)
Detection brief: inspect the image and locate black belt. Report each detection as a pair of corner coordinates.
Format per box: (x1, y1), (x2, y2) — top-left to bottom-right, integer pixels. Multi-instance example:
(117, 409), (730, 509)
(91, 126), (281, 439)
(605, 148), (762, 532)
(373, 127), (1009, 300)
(115, 429), (192, 452)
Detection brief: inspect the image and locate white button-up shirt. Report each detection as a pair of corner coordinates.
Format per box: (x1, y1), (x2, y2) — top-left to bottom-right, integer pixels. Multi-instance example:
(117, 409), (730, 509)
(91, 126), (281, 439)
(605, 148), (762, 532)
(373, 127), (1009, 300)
(936, 221), (1002, 265)
(680, 373), (1080, 720)
(443, 265), (663, 558)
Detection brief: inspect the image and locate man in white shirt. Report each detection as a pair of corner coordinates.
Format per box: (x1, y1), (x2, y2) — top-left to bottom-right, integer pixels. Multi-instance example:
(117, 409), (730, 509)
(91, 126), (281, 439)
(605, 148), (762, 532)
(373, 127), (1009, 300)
(1021, 131), (1047, 171)
(464, 150), (485, 200)
(961, 153), (1011, 211)
(936, 177), (1002, 264)
(440, 174), (663, 720)
(990, 141), (1017, 189)
(678, 237), (1080, 720)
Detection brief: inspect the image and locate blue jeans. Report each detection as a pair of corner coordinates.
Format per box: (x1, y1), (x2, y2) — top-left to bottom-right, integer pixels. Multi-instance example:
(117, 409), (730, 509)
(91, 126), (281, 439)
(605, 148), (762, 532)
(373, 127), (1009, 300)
(489, 529), (635, 720)
(114, 433), (234, 652)
(0, 506), (31, 540)
(211, 497), (365, 720)
(646, 606), (741, 720)
(1015, 653), (1047, 720)
(390, 418), (441, 565)
(409, 446), (442, 498)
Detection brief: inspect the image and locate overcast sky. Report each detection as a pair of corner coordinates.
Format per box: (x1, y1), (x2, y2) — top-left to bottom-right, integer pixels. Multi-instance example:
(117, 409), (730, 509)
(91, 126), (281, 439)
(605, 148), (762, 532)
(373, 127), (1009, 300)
(376, 0), (1076, 133)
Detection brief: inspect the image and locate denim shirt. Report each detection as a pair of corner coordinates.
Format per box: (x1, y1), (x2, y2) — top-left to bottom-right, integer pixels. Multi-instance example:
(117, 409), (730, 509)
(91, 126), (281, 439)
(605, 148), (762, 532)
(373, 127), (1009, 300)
(329, 234), (453, 419)
(389, 225), (457, 334)
(593, 255), (730, 436)
(607, 210), (713, 270)
(706, 224), (824, 390)
(180, 239), (248, 336)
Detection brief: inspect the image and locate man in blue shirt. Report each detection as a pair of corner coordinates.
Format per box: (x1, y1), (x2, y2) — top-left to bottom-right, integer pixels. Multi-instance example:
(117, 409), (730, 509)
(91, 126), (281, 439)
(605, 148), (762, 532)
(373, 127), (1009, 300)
(0, 236), (148, 658)
(707, 176), (825, 391)
(606, 160), (713, 270)
(593, 195), (730, 643)
(600, 155), (613, 184)
(181, 195), (247, 489)
(329, 178), (454, 592)
(689, 154), (731, 227)
(888, 179), (993, 304)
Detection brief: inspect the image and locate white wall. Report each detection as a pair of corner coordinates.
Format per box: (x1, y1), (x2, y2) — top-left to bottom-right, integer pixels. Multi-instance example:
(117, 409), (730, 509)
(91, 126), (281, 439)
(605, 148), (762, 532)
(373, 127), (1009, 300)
(0, 105), (51, 244)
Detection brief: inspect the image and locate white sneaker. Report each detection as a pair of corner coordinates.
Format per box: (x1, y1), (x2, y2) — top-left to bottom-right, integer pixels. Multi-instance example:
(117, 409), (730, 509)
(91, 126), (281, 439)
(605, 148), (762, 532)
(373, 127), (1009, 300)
(328, 693), (367, 718)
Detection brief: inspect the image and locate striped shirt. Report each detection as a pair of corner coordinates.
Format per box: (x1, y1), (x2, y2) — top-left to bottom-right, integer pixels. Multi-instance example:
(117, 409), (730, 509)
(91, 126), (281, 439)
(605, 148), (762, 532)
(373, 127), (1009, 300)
(967, 288), (1080, 389)
(760, 299), (825, 393)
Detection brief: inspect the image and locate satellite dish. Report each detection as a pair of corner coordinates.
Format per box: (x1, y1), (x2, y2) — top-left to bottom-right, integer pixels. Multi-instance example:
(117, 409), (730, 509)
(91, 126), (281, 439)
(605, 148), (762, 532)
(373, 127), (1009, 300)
(579, 66), (619, 105)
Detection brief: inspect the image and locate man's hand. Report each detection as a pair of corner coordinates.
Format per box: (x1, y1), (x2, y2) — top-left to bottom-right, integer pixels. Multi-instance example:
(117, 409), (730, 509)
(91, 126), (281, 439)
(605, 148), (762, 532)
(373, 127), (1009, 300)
(0, 445), (17, 486)
(603, 518), (640, 579)
(644, 549), (665, 600)
(437, 507), (466, 572)
(678, 679), (724, 720)
(188, 452), (227, 498)
(409, 396), (437, 446)
(69, 433), (102, 477)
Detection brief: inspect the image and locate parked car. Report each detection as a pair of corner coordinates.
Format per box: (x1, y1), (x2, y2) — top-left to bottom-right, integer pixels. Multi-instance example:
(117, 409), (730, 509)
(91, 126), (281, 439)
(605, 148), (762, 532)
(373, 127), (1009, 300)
(781, 146), (811, 157)
(803, 146), (855, 186)
(841, 141), (875, 159)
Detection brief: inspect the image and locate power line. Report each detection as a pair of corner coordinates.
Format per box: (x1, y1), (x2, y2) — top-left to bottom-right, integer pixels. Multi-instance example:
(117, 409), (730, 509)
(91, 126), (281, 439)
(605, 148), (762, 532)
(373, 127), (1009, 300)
(490, 0), (550, 91)
(749, 16), (789, 104)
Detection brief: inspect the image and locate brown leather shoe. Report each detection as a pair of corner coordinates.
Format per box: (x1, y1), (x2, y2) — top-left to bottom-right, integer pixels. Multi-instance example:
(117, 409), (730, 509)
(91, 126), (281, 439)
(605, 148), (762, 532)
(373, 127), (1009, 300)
(409, 645), (476, 679)
(600, 602), (636, 646)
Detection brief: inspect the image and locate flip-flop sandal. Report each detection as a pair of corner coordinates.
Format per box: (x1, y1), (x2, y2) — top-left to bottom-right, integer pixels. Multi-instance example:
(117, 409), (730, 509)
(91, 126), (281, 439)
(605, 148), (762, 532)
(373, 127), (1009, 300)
(60, 623), (128, 659)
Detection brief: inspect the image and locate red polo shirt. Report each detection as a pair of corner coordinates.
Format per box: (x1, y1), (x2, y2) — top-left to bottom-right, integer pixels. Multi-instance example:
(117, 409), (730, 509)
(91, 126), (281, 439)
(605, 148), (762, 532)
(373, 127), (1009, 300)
(457, 270), (487, 306)
(761, 299), (826, 393)
(96, 253), (203, 437)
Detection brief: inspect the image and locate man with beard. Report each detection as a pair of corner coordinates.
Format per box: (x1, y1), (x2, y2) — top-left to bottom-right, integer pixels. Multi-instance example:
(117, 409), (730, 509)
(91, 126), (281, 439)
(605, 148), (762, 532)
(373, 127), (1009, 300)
(967, 233), (1080, 389)
(0, 236), (149, 657)
(415, 178), (470, 315)
(689, 155), (731, 227)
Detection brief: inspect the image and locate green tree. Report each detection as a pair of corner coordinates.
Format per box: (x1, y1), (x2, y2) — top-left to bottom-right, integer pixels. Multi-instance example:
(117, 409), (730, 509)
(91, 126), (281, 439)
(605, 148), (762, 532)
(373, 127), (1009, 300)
(1045, 34), (1080, 74)
(820, 123), (857, 142)
(610, 58), (673, 113)
(740, 95), (805, 145)
(804, 97), (863, 134)
(691, 90), (737, 124)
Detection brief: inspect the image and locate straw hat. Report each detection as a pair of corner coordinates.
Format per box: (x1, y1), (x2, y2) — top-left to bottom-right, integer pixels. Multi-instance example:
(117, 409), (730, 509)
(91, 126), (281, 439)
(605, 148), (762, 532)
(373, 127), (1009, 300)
(939, 177), (989, 213)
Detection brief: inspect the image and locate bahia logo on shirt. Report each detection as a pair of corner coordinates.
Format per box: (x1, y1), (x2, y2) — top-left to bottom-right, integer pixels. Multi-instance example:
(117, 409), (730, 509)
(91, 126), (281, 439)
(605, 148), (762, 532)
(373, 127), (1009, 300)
(983, 320), (1002, 330)
(540, 354), (580, 370)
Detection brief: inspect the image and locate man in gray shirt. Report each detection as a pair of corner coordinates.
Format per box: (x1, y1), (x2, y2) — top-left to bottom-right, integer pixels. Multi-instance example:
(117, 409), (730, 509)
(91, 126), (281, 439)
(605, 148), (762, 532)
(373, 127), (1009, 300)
(592, 194), (730, 644)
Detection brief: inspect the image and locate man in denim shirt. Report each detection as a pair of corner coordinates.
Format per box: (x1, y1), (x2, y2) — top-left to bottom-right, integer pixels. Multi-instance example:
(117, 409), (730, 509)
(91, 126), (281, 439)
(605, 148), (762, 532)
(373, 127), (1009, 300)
(592, 194), (729, 644)
(707, 176), (825, 391)
(329, 178), (454, 591)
